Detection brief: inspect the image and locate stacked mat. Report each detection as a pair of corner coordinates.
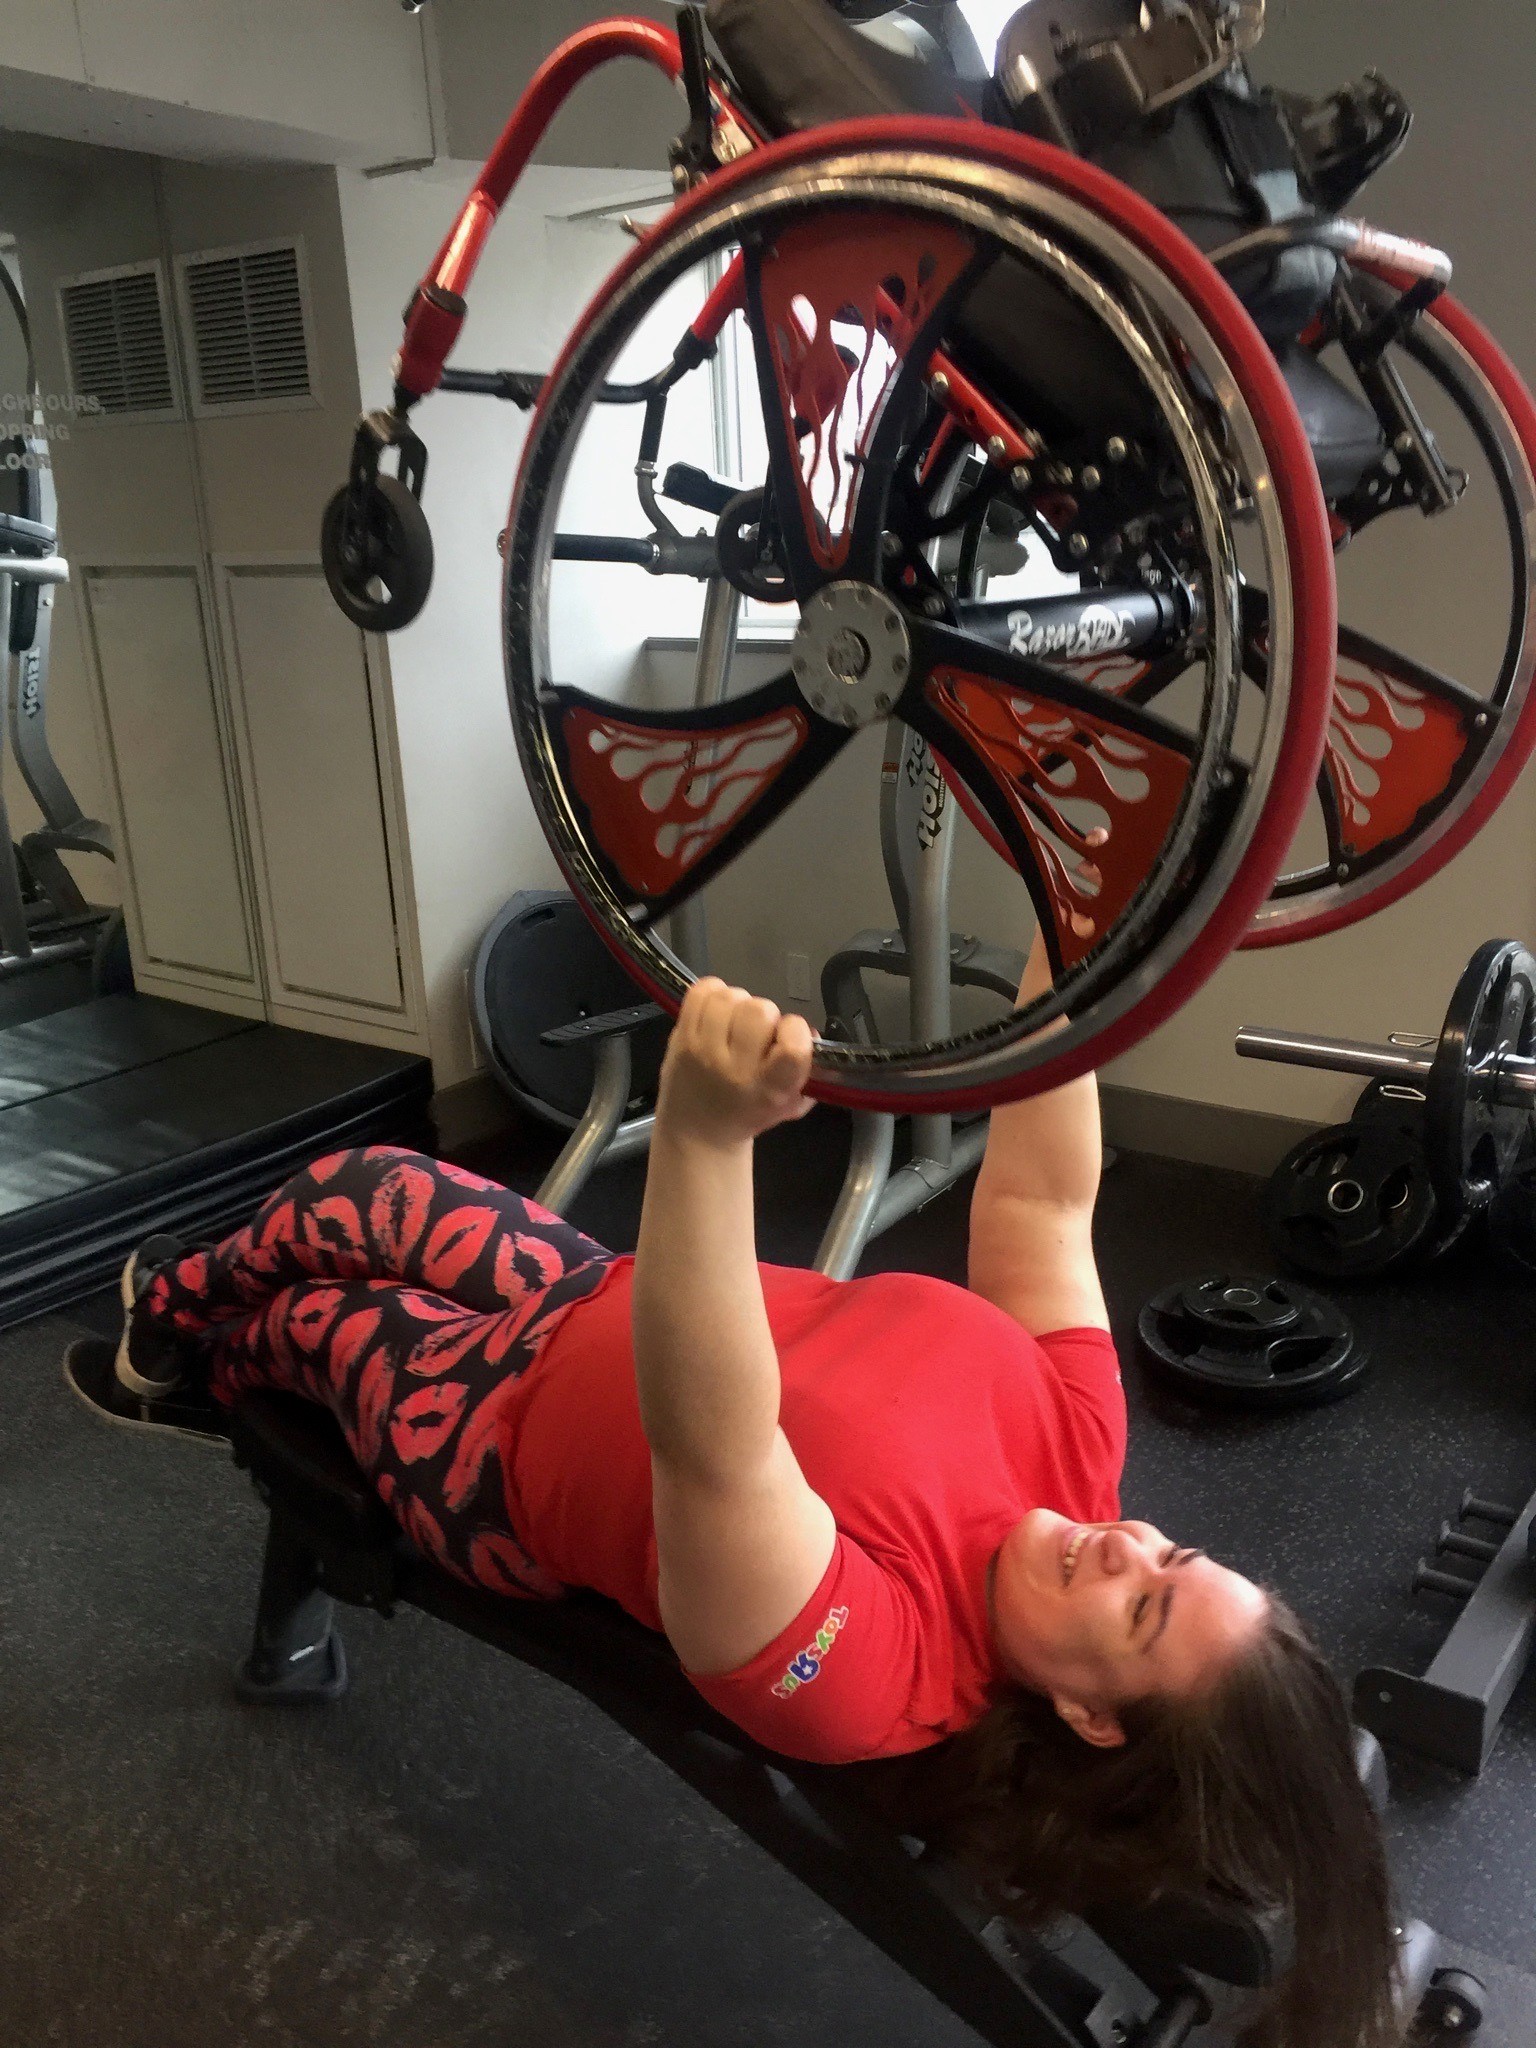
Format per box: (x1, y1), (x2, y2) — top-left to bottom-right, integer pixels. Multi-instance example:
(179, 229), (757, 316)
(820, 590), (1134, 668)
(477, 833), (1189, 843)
(0, 995), (432, 1326)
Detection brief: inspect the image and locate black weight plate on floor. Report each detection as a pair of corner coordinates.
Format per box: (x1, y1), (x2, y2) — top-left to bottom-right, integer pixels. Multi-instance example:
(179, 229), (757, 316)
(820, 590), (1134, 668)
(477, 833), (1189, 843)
(475, 891), (668, 1129)
(1265, 1120), (1439, 1279)
(1427, 938), (1536, 1219)
(1136, 1272), (1367, 1408)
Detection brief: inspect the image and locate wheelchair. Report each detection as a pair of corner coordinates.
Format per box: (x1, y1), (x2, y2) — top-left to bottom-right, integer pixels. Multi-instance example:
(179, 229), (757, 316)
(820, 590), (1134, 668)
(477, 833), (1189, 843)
(323, 0), (1536, 1115)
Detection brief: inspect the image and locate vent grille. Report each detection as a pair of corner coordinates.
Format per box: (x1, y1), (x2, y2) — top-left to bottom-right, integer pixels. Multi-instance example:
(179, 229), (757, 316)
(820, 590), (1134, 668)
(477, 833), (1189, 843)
(182, 243), (313, 411)
(59, 267), (175, 418)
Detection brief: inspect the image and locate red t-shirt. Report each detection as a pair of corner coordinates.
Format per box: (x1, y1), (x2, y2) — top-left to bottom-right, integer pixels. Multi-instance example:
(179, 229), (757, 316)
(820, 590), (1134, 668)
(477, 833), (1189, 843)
(502, 1258), (1124, 1764)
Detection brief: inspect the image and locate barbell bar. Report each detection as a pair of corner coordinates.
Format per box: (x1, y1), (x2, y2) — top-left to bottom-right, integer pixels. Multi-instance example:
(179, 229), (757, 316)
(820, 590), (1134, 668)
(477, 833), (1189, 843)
(1235, 1025), (1536, 1106)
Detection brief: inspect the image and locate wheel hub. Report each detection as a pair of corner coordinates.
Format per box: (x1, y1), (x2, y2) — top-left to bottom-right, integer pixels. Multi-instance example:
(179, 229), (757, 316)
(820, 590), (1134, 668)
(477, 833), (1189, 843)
(791, 582), (911, 729)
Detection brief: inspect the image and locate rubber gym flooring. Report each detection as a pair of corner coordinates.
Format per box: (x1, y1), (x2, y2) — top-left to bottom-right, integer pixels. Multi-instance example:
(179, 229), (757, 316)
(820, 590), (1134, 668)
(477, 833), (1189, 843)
(5, 1108), (1536, 2047)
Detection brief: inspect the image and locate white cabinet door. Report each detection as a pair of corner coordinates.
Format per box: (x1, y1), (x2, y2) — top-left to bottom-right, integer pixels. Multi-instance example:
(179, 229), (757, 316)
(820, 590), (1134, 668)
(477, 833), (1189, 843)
(219, 562), (407, 1022)
(82, 566), (258, 989)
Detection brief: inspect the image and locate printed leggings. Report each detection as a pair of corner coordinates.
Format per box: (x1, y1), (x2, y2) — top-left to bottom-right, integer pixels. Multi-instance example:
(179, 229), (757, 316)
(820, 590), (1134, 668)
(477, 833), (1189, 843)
(141, 1147), (615, 1598)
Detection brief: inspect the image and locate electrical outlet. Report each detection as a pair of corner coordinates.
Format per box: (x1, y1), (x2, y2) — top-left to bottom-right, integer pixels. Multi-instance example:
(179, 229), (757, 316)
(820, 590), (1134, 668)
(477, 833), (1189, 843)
(785, 951), (812, 1003)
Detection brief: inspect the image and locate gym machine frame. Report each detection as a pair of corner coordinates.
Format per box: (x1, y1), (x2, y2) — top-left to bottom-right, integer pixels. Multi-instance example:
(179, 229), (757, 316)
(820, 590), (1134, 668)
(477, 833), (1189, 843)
(0, 523), (113, 977)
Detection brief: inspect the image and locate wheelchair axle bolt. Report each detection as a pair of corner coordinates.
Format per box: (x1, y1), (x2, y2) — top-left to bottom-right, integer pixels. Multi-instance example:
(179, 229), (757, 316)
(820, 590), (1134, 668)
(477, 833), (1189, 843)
(1068, 533), (1090, 560)
(1010, 464), (1032, 493)
(930, 372), (951, 400)
(881, 531), (903, 560)
(1081, 465), (1102, 491)
(1106, 437), (1128, 463)
(986, 435), (1008, 464)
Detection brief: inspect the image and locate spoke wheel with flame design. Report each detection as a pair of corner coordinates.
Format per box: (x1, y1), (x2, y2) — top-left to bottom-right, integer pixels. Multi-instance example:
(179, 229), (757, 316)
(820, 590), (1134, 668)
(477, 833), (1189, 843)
(1243, 275), (1536, 945)
(503, 134), (1335, 1111)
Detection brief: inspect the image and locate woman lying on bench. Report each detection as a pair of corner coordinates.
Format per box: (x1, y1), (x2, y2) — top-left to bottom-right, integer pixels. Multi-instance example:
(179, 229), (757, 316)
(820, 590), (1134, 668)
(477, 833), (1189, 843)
(74, 939), (1399, 2048)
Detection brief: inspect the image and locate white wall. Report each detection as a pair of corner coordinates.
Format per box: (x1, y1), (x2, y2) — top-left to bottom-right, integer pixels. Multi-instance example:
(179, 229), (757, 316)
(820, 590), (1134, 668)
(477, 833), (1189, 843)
(336, 159), (714, 1089)
(432, 0), (684, 171)
(0, 0), (434, 167)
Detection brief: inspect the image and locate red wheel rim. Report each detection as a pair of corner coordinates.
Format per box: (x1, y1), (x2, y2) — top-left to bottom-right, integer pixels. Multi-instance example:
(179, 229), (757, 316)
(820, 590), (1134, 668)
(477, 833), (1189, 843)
(1243, 279), (1536, 949)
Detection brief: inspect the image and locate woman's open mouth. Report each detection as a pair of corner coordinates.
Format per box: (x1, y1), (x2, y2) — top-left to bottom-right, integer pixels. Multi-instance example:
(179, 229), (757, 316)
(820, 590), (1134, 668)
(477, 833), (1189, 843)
(1061, 1524), (1094, 1587)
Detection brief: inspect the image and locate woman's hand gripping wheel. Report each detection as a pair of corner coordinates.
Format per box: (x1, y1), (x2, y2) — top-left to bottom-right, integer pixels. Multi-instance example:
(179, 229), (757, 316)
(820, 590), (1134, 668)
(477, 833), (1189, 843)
(656, 979), (817, 1151)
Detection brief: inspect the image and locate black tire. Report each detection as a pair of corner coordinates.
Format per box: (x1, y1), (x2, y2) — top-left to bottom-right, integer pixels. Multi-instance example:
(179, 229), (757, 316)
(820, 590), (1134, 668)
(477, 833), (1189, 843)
(321, 475), (434, 633)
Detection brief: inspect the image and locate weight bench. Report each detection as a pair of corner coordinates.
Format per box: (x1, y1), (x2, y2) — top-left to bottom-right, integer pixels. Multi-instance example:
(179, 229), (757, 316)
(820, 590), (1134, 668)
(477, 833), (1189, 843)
(226, 1390), (1460, 2047)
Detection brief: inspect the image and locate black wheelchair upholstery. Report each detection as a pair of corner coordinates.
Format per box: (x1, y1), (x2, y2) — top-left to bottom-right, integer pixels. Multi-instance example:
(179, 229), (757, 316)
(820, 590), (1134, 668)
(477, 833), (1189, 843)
(707, 0), (992, 136)
(229, 1388), (1307, 2048)
(707, 0), (1385, 497)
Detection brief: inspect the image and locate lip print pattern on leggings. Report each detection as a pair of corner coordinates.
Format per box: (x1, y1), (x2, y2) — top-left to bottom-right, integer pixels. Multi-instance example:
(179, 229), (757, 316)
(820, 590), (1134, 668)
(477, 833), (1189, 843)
(140, 1147), (617, 1600)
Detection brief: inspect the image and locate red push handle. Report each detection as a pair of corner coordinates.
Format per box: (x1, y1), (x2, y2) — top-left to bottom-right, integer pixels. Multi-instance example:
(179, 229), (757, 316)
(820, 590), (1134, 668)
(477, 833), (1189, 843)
(396, 18), (685, 399)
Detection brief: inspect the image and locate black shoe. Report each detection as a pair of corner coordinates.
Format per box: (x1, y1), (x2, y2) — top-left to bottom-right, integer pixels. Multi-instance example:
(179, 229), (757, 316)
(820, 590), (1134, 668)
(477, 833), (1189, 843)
(116, 1234), (196, 1398)
(64, 1338), (229, 1446)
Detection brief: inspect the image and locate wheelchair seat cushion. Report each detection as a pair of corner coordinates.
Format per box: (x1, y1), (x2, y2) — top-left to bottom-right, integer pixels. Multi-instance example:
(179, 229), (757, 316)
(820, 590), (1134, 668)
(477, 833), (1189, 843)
(707, 0), (991, 138)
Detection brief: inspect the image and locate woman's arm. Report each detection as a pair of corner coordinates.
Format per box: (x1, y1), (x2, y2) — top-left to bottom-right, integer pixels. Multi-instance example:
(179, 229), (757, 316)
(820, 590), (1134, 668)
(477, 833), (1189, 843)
(632, 980), (836, 1674)
(967, 930), (1110, 1335)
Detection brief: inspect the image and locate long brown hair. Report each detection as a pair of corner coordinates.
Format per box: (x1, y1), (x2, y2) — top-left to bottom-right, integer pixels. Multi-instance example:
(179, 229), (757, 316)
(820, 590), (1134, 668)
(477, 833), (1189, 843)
(873, 1594), (1401, 2048)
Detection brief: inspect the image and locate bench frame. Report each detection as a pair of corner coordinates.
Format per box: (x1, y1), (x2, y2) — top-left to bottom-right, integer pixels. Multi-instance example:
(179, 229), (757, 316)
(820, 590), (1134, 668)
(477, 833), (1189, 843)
(225, 1389), (1359, 2048)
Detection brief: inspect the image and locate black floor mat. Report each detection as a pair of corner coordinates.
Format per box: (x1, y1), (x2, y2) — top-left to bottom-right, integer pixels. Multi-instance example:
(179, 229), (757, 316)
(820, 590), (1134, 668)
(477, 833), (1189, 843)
(5, 1117), (1536, 2046)
(0, 994), (433, 1325)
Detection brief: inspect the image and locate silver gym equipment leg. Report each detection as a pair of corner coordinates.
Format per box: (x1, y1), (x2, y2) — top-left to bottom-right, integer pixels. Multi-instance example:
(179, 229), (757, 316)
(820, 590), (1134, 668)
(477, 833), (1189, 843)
(0, 547), (103, 976)
(536, 1031), (656, 1216)
(816, 727), (1018, 1280)
(10, 567), (113, 915)
(668, 574), (739, 976)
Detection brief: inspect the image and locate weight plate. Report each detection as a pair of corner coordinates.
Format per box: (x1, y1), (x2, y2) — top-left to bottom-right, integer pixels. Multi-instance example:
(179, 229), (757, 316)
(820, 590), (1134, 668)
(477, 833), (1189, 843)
(1489, 1156), (1536, 1275)
(1352, 1076), (1428, 1133)
(1136, 1273), (1368, 1408)
(473, 890), (668, 1130)
(1426, 938), (1536, 1220)
(1266, 1121), (1439, 1280)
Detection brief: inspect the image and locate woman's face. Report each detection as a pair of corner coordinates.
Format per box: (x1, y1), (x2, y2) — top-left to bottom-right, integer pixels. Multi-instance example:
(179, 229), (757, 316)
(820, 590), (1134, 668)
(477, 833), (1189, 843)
(990, 1511), (1269, 1746)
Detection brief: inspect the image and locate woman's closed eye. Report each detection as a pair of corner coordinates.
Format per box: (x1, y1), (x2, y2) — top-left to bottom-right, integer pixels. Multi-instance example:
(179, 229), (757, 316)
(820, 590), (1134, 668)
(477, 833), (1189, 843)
(1131, 1548), (1187, 1635)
